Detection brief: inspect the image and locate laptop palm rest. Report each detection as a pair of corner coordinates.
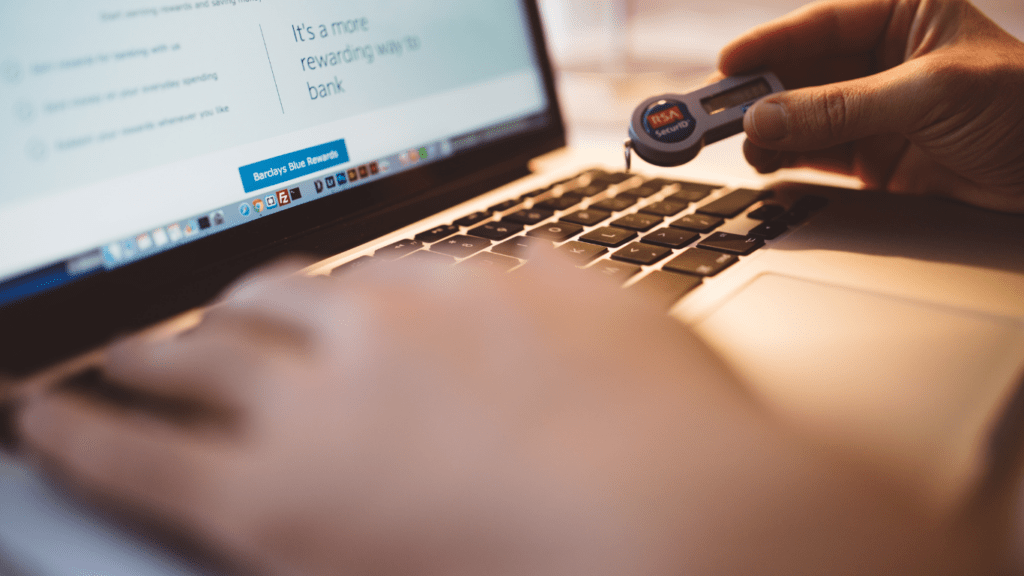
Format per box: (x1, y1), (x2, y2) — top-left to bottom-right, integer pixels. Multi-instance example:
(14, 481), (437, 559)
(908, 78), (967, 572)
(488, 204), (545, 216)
(694, 273), (1024, 511)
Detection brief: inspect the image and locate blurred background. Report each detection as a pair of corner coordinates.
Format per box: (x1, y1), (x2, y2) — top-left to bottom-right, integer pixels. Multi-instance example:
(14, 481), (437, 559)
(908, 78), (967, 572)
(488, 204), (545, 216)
(537, 0), (1024, 146)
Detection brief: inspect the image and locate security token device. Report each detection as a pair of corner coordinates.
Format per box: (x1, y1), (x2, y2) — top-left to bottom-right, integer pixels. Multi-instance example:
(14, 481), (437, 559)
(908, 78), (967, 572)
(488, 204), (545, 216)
(625, 71), (784, 169)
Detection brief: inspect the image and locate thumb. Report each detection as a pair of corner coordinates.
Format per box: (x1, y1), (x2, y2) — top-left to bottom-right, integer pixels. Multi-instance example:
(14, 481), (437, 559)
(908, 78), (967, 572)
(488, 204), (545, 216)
(744, 63), (936, 151)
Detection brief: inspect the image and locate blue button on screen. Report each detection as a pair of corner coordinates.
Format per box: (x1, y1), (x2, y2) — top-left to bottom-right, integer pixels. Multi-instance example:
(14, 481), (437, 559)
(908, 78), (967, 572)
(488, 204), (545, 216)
(238, 138), (349, 193)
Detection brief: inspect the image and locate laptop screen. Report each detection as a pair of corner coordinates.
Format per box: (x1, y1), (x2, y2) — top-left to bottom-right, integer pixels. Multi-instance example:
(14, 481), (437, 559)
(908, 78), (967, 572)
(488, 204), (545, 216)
(0, 0), (550, 307)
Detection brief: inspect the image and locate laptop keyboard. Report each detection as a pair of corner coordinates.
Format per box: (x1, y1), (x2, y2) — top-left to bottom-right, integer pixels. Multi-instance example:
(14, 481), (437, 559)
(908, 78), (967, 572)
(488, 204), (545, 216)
(331, 168), (828, 308)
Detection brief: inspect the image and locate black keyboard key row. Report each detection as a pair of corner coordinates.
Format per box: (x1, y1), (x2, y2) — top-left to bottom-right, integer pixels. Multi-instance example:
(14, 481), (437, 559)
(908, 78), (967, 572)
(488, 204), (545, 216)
(337, 173), (801, 311)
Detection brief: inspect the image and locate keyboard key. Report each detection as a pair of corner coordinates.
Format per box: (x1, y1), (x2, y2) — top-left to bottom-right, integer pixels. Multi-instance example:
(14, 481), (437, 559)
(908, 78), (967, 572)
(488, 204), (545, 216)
(747, 220), (788, 239)
(405, 250), (455, 265)
(611, 213), (663, 231)
(640, 200), (688, 217)
(519, 188), (548, 200)
(591, 195), (638, 212)
(670, 213), (723, 233)
(640, 178), (675, 189)
(493, 236), (550, 258)
(588, 260), (641, 282)
(580, 226), (637, 247)
(330, 255), (374, 277)
(650, 179), (718, 195)
(558, 241), (607, 264)
(527, 221), (584, 242)
(697, 189), (765, 217)
(676, 180), (719, 192)
(375, 239), (422, 260)
(536, 193), (584, 212)
(551, 175), (582, 188)
(630, 270), (702, 307)
(504, 208), (554, 225)
(561, 208), (611, 226)
(667, 189), (712, 203)
(698, 232), (765, 255)
(775, 197), (827, 225)
(431, 235), (492, 258)
(488, 199), (522, 213)
(468, 221), (524, 241)
(574, 183), (607, 197)
(641, 228), (699, 249)
(663, 250), (737, 277)
(612, 242), (671, 266)
(463, 251), (521, 272)
(619, 184), (661, 198)
(747, 204), (786, 221)
(587, 170), (633, 184)
(454, 211), (490, 228)
(792, 195), (829, 212)
(415, 225), (459, 243)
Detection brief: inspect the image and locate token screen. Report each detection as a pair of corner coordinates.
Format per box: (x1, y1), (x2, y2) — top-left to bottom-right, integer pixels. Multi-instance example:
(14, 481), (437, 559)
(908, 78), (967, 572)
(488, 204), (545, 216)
(701, 78), (772, 115)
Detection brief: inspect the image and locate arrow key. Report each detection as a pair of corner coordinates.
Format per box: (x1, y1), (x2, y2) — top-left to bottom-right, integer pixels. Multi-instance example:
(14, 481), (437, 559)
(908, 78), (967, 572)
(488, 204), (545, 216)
(611, 242), (671, 266)
(697, 232), (765, 255)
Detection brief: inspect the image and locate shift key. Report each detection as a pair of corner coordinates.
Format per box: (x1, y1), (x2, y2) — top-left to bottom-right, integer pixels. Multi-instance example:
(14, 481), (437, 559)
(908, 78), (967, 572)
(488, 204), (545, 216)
(697, 189), (765, 218)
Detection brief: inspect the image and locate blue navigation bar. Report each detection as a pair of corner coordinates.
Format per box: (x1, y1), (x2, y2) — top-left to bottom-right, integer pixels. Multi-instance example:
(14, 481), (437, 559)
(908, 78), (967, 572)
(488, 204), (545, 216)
(238, 138), (349, 193)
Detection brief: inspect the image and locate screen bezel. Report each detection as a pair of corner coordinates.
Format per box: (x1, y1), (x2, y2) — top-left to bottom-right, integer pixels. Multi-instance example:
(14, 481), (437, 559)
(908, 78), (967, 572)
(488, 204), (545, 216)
(0, 0), (565, 375)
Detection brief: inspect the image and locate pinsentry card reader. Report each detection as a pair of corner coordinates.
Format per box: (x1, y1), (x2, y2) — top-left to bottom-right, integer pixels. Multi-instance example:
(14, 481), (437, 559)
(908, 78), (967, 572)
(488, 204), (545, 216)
(625, 71), (784, 170)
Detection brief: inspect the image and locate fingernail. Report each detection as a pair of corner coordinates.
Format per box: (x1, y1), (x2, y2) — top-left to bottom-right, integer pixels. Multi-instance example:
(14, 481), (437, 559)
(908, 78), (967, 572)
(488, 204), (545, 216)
(750, 101), (788, 142)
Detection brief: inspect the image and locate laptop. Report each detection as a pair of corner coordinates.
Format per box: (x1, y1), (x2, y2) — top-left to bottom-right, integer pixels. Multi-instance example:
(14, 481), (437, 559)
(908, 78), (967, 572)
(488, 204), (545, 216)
(2, 1), (1024, 574)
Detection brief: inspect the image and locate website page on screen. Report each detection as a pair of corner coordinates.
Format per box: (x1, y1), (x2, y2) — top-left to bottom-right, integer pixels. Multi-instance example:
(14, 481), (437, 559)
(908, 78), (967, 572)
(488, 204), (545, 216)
(0, 0), (548, 302)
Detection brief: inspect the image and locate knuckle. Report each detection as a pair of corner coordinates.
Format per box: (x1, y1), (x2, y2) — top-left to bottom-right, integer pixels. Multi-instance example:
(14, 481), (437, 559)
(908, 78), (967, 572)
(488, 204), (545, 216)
(921, 58), (969, 93)
(812, 85), (850, 141)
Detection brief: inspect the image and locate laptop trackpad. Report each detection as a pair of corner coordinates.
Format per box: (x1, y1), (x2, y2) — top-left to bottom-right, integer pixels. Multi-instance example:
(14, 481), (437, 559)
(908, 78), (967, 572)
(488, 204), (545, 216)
(693, 273), (1024, 509)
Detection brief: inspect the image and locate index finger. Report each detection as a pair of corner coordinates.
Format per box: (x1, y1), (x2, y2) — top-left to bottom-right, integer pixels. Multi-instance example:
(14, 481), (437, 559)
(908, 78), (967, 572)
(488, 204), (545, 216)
(718, 0), (901, 76)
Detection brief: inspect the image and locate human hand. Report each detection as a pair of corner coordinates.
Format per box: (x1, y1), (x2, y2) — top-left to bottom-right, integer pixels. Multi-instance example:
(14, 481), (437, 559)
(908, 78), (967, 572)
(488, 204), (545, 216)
(720, 0), (1024, 213)
(16, 254), (981, 575)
